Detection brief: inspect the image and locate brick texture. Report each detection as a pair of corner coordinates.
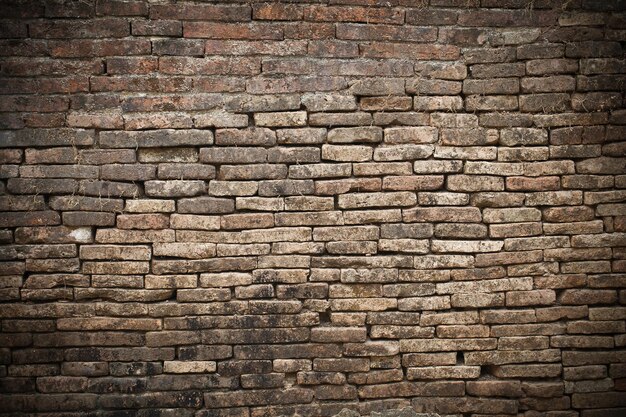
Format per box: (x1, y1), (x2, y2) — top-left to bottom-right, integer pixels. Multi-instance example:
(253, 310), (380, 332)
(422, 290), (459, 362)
(0, 0), (625, 416)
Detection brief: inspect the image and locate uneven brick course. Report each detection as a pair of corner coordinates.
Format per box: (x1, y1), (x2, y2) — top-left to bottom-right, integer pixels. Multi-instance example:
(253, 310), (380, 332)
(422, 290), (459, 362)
(0, 0), (625, 416)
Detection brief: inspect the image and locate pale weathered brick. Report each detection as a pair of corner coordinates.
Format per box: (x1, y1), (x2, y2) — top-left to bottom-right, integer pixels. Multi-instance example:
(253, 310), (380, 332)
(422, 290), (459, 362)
(328, 127), (382, 144)
(384, 127), (438, 144)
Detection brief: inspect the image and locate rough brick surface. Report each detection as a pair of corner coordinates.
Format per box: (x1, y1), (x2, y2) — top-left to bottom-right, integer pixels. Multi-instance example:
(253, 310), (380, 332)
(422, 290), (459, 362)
(0, 1), (625, 416)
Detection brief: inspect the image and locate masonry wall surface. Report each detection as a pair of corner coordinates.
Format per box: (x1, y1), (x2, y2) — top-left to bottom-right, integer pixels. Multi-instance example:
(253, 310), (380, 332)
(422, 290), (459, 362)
(0, 0), (625, 416)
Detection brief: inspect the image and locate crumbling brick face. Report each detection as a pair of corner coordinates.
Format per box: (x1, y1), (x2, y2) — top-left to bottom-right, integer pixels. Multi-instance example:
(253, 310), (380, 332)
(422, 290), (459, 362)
(0, 0), (625, 415)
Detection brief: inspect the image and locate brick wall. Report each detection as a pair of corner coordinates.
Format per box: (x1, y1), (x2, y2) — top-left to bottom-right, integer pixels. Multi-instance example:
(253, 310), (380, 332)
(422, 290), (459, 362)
(0, 0), (625, 415)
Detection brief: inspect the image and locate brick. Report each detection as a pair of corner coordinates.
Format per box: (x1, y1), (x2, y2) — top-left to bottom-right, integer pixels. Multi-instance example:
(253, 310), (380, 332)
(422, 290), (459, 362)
(500, 128), (548, 146)
(578, 157), (626, 174)
(153, 243), (216, 259)
(463, 78), (519, 95)
(177, 197), (236, 215)
(413, 160), (462, 174)
(311, 327), (366, 343)
(322, 145), (372, 162)
(276, 128), (327, 145)
(418, 191), (469, 206)
(144, 180), (205, 198)
(432, 240), (503, 253)
(303, 5), (403, 24)
(328, 127), (382, 144)
(215, 128), (276, 147)
(378, 239), (429, 254)
(116, 214), (169, 230)
(1, 129), (94, 148)
(520, 93), (571, 112)
(435, 146), (494, 164)
(158, 163), (215, 181)
(253, 3), (303, 20)
(154, 38), (205, 55)
(231, 94), (302, 113)
(348, 78), (405, 96)
(383, 175), (444, 192)
(162, 361), (216, 374)
(236, 197), (284, 212)
(206, 39), (306, 56)
(361, 381), (466, 400)
(168, 214), (220, 231)
(522, 161), (576, 178)
(100, 130), (213, 148)
(254, 111), (307, 128)
(559, 289), (618, 305)
(337, 23), (434, 42)
(566, 40), (623, 58)
(204, 388), (313, 408)
(301, 93), (356, 112)
(526, 58), (578, 76)
(158, 57), (259, 76)
(337, 192), (416, 209)
(438, 27), (489, 46)
(199, 273), (251, 288)
(247, 76), (346, 95)
(373, 112), (430, 127)
(200, 148), (267, 165)
(448, 175), (504, 192)
(407, 366), (480, 380)
(219, 164), (287, 181)
(373, 146), (433, 163)
(207, 182), (256, 198)
(131, 20), (181, 36)
(470, 62), (526, 78)
(525, 190), (583, 206)
(221, 213), (274, 230)
(362, 41), (460, 60)
(264, 58), (413, 77)
(182, 20), (280, 39)
(326, 241), (370, 255)
(361, 96), (412, 112)
(408, 78), (462, 95)
(498, 147), (549, 162)
(30, 18), (129, 38)
(404, 207), (481, 223)
(521, 75), (576, 93)
(297, 371), (345, 386)
(258, 179), (314, 196)
(413, 96), (463, 112)
(276, 212), (342, 227)
(309, 112), (372, 127)
(506, 176), (560, 191)
(465, 95), (518, 111)
(195, 112), (248, 129)
(440, 128), (498, 146)
(384, 127), (438, 144)
(284, 196), (334, 212)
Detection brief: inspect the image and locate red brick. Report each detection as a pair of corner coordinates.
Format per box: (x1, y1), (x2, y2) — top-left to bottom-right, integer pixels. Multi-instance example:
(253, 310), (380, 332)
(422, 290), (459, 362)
(96, 0), (147, 16)
(132, 20), (181, 36)
(337, 23), (437, 42)
(151, 4), (250, 21)
(303, 6), (404, 24)
(458, 9), (558, 27)
(49, 39), (150, 58)
(184, 22), (282, 40)
(361, 42), (460, 60)
(30, 18), (130, 38)
(253, 3), (303, 20)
